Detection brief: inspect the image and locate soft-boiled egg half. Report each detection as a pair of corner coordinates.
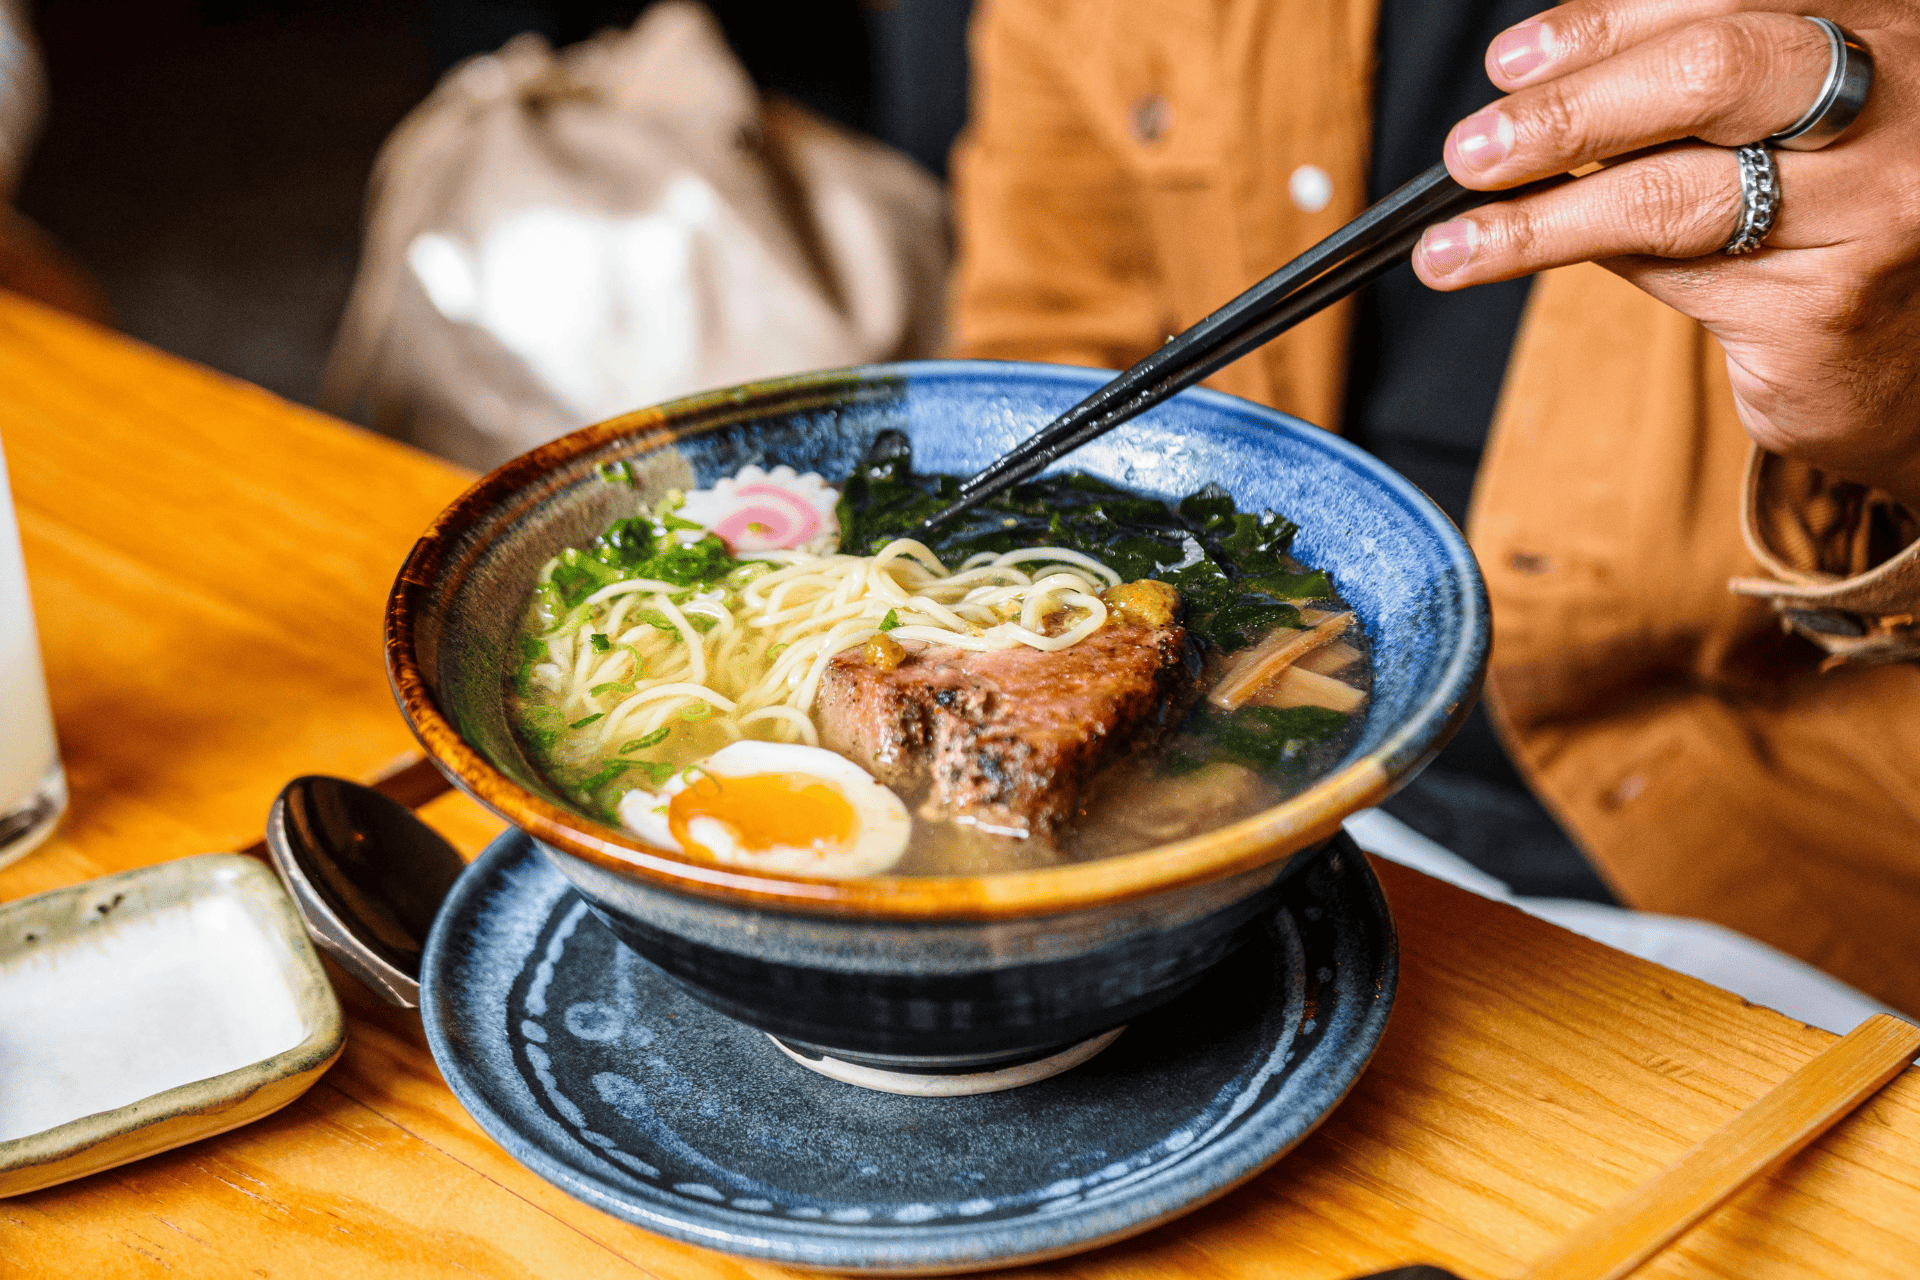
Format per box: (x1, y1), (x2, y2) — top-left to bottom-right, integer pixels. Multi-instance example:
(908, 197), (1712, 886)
(616, 741), (912, 877)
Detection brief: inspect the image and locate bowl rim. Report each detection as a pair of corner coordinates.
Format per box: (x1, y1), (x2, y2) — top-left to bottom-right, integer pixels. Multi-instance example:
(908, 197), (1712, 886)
(385, 359), (1487, 921)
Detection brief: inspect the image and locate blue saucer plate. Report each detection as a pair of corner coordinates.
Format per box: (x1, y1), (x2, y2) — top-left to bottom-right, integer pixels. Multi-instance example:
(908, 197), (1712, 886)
(421, 830), (1396, 1273)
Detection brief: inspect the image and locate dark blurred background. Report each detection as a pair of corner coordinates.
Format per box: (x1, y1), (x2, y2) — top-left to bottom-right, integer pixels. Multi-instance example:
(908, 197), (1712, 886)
(15, 0), (971, 406)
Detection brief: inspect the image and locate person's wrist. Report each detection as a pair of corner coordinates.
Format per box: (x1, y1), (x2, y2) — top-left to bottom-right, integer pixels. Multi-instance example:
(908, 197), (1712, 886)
(1842, 412), (1920, 515)
(1728, 369), (1920, 517)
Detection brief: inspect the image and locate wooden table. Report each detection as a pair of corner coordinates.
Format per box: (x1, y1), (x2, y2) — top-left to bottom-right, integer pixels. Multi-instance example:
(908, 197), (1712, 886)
(2, 292), (1916, 1278)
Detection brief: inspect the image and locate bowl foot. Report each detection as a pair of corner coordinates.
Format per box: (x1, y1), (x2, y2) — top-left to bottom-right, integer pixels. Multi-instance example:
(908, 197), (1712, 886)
(768, 1026), (1126, 1096)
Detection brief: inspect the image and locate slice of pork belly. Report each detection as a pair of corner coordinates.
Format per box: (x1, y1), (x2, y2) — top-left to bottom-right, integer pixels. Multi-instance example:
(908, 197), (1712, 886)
(815, 621), (1198, 842)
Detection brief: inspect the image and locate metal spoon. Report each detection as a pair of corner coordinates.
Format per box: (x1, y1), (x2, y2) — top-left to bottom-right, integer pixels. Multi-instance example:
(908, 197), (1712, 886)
(265, 775), (466, 1008)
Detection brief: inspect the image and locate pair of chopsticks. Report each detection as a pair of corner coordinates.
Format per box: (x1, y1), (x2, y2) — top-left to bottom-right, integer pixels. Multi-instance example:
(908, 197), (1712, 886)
(1523, 1011), (1920, 1278)
(922, 162), (1566, 533)
(1361, 1012), (1920, 1280)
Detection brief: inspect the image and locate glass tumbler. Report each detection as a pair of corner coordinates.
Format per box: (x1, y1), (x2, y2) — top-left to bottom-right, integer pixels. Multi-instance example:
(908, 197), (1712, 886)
(0, 441), (64, 869)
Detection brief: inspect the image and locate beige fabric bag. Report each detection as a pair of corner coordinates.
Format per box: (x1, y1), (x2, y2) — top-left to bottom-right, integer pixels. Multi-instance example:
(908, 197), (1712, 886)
(323, 1), (949, 471)
(0, 0), (43, 196)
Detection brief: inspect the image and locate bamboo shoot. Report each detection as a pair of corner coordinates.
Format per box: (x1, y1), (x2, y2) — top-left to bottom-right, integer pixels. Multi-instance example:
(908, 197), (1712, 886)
(1210, 612), (1353, 710)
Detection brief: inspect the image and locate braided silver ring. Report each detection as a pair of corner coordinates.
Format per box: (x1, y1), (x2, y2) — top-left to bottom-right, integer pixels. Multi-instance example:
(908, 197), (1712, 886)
(1768, 17), (1874, 151)
(1724, 143), (1781, 255)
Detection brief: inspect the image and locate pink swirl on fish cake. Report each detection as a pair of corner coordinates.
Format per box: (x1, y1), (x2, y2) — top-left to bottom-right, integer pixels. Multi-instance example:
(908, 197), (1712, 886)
(709, 484), (822, 551)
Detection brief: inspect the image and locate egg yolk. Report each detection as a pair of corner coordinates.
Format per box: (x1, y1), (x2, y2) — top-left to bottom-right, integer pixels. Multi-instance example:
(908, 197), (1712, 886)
(667, 771), (859, 859)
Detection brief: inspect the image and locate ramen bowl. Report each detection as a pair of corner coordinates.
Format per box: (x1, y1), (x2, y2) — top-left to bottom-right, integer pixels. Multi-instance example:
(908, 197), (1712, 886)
(386, 361), (1486, 1074)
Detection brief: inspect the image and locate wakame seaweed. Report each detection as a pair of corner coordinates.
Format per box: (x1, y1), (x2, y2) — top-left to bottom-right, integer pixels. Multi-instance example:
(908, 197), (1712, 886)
(1164, 704), (1350, 775)
(837, 451), (1333, 652)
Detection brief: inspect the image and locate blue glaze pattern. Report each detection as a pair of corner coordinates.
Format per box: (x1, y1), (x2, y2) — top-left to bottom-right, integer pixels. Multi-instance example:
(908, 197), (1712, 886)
(422, 828), (1396, 1271)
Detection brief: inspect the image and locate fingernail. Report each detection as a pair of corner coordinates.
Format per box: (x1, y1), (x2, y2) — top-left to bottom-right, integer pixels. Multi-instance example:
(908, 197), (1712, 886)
(1491, 22), (1557, 81)
(1451, 108), (1514, 173)
(1421, 220), (1477, 276)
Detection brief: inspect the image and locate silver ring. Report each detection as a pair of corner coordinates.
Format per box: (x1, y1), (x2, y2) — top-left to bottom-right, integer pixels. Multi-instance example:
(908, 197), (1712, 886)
(1724, 143), (1781, 255)
(1767, 17), (1874, 151)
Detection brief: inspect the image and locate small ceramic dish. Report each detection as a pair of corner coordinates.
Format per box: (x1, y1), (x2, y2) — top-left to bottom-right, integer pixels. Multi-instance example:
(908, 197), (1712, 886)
(0, 854), (345, 1197)
(386, 361), (1487, 1071)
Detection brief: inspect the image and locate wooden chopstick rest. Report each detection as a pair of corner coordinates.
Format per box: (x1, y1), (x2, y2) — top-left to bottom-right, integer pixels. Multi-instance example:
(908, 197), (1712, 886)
(1519, 1012), (1920, 1280)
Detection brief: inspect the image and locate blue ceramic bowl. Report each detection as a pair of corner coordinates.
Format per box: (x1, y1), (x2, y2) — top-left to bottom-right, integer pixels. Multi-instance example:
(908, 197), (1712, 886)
(387, 361), (1486, 1071)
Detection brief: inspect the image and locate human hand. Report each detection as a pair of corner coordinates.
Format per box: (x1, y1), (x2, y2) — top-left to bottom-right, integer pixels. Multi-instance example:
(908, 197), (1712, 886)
(1410, 1), (1920, 509)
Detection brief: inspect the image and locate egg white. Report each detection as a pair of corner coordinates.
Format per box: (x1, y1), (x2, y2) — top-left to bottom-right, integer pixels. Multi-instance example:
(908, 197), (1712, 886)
(616, 741), (912, 877)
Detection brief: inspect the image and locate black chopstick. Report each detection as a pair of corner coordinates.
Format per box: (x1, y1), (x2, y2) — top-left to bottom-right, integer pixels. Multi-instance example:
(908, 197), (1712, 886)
(950, 162), (1463, 498)
(921, 162), (1567, 532)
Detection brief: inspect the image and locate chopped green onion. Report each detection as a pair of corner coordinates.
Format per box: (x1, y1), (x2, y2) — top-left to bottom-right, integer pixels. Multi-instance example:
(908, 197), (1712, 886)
(613, 641), (646, 682)
(569, 713), (604, 729)
(877, 609), (902, 632)
(679, 702), (712, 721)
(636, 761), (677, 786)
(576, 760), (632, 794)
(549, 546), (625, 607)
(590, 680), (635, 697)
(767, 642), (789, 658)
(537, 591), (597, 639)
(588, 632), (612, 652)
(619, 726), (671, 753)
(594, 460), (634, 485)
